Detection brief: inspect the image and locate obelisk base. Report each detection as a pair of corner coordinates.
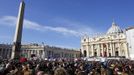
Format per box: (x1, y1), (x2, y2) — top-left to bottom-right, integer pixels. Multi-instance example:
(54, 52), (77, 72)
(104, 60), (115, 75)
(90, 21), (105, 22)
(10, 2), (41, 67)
(11, 42), (21, 59)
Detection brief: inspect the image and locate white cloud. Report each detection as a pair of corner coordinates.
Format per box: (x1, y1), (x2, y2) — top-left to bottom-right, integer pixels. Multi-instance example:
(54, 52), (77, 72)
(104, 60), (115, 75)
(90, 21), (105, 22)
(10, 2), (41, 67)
(0, 16), (95, 37)
(0, 16), (16, 26)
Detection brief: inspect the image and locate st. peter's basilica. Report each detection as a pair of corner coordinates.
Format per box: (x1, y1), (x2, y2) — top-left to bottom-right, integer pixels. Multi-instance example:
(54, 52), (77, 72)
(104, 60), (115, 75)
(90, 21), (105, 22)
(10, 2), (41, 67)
(81, 21), (129, 58)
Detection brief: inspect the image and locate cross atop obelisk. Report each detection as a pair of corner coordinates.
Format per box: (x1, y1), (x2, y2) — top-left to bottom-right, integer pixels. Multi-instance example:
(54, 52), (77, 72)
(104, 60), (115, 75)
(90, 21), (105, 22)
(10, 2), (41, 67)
(11, 1), (25, 59)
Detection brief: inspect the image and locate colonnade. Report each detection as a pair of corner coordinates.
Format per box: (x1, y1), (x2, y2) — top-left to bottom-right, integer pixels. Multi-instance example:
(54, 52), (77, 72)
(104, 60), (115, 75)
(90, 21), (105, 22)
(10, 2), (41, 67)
(0, 48), (11, 59)
(21, 50), (44, 58)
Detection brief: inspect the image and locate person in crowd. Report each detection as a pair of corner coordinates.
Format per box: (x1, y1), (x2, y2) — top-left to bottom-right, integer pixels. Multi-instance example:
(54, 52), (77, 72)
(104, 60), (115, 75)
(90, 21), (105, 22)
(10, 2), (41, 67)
(22, 63), (32, 75)
(0, 58), (134, 75)
(54, 67), (68, 75)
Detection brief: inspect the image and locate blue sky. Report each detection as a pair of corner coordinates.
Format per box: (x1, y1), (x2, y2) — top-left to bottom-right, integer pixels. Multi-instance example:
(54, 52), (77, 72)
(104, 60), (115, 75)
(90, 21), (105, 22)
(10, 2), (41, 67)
(0, 0), (134, 49)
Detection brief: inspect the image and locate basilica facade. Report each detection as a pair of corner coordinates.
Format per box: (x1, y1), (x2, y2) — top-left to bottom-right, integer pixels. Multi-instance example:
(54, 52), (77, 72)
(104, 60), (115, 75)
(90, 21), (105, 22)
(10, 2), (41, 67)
(81, 22), (129, 58)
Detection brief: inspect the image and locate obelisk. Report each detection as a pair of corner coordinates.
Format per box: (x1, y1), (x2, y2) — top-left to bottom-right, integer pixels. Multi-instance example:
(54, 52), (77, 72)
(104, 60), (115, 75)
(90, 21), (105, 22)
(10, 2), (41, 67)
(11, 1), (25, 59)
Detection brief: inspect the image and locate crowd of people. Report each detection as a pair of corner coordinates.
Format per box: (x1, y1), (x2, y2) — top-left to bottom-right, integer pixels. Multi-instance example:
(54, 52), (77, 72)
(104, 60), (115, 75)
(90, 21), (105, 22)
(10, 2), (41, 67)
(0, 57), (134, 75)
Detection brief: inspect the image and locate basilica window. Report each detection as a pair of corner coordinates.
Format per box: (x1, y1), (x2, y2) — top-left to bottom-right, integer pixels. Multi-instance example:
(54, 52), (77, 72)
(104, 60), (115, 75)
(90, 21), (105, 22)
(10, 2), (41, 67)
(104, 51), (107, 57)
(84, 39), (86, 41)
(94, 52), (97, 57)
(116, 48), (118, 51)
(115, 51), (119, 57)
(100, 53), (102, 57)
(109, 53), (111, 57)
(83, 50), (87, 57)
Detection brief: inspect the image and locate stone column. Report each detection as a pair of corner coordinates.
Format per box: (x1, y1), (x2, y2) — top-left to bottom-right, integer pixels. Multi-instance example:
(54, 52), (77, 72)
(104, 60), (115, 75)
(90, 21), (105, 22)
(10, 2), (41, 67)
(125, 43), (129, 58)
(37, 50), (39, 57)
(45, 50), (47, 58)
(100, 44), (102, 57)
(31, 50), (33, 54)
(26, 50), (28, 58)
(42, 50), (45, 58)
(28, 50), (30, 55)
(28, 50), (30, 58)
(112, 43), (115, 56)
(118, 43), (121, 56)
(106, 43), (109, 57)
(29, 50), (31, 58)
(81, 45), (84, 57)
(101, 44), (103, 56)
(41, 50), (43, 57)
(34, 50), (35, 54)
(86, 45), (90, 57)
(97, 46), (99, 56)
(91, 44), (94, 56)
(110, 43), (113, 56)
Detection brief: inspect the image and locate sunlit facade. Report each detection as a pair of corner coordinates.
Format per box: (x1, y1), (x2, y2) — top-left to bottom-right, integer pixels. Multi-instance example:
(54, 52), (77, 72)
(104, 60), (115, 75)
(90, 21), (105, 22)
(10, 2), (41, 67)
(21, 44), (80, 59)
(0, 44), (80, 59)
(81, 22), (129, 58)
(126, 27), (134, 59)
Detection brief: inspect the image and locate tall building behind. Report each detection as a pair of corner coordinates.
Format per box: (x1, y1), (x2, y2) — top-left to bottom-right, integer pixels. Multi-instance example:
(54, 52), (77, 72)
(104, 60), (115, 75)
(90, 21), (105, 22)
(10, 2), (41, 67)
(11, 1), (25, 59)
(81, 21), (129, 58)
(126, 27), (134, 59)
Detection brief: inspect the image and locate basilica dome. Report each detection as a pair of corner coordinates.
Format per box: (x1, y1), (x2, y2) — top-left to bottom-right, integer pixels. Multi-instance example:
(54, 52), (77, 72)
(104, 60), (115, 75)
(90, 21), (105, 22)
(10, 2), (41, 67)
(107, 22), (123, 34)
